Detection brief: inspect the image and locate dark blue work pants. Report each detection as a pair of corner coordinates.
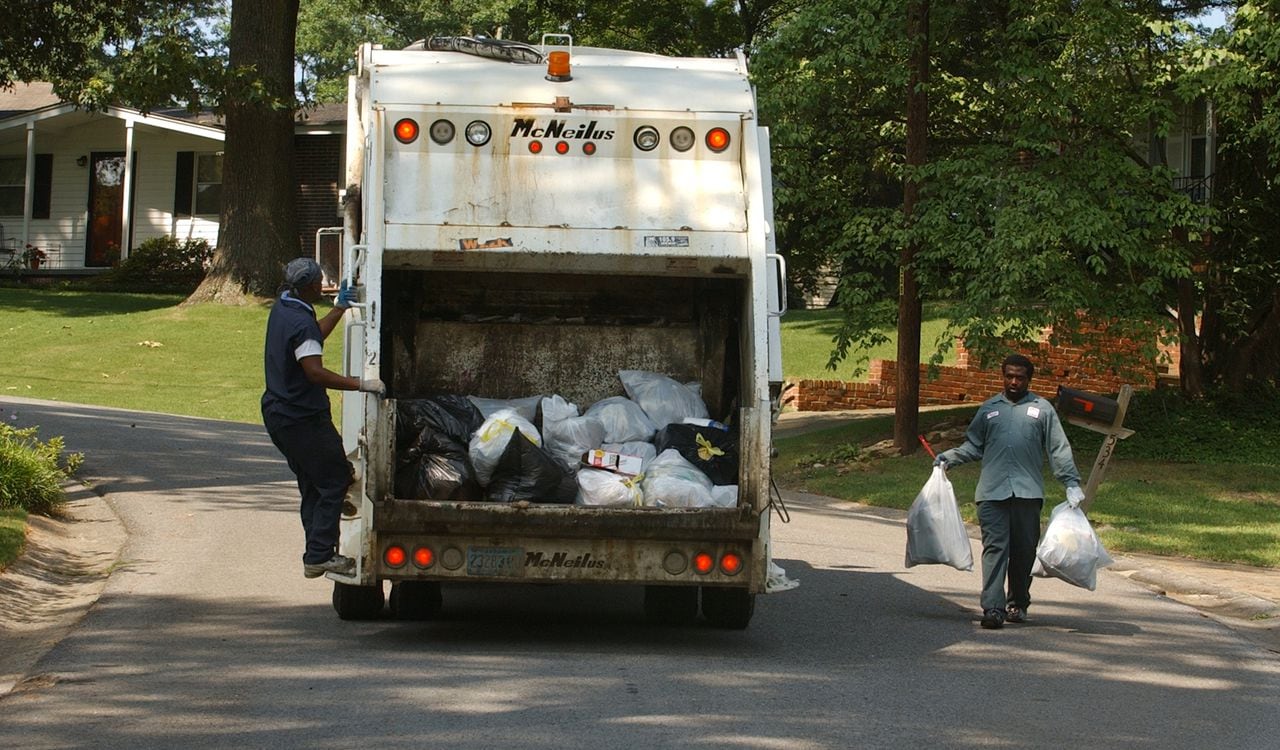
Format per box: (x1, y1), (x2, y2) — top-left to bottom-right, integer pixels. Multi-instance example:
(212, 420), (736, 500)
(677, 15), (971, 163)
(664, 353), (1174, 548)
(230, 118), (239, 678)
(977, 497), (1044, 613)
(265, 414), (352, 565)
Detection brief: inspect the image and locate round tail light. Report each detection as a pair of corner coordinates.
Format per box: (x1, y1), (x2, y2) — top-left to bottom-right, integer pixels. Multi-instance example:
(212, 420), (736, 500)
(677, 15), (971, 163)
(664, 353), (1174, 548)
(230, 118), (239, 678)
(384, 545), (407, 568)
(394, 119), (420, 144)
(693, 552), (715, 574)
(706, 127), (730, 153)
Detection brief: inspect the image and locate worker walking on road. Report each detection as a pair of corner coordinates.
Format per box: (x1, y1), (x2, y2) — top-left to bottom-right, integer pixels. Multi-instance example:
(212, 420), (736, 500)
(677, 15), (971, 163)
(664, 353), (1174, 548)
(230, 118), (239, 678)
(261, 258), (385, 578)
(934, 353), (1084, 629)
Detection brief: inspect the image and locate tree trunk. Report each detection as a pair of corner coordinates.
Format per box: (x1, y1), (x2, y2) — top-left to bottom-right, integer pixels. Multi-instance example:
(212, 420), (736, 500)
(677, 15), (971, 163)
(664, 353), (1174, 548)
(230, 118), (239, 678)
(895, 0), (929, 455)
(186, 0), (300, 305)
(1176, 276), (1204, 398)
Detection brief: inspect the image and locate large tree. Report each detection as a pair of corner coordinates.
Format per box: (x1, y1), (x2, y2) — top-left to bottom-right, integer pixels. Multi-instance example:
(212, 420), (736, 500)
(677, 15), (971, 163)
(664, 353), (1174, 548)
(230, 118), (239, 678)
(188, 0), (300, 302)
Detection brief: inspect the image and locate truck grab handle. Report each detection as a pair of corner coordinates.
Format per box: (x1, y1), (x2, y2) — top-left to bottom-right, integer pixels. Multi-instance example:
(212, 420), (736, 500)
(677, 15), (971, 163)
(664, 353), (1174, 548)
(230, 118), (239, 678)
(767, 253), (788, 316)
(344, 243), (368, 309)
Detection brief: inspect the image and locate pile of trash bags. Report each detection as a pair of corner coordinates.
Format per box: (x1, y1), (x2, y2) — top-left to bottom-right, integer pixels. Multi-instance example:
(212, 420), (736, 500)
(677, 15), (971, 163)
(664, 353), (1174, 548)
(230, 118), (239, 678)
(395, 369), (740, 508)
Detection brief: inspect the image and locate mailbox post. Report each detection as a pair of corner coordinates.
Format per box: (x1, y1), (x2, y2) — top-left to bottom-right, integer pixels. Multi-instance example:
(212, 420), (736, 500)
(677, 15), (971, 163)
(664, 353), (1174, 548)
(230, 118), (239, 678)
(1055, 384), (1135, 515)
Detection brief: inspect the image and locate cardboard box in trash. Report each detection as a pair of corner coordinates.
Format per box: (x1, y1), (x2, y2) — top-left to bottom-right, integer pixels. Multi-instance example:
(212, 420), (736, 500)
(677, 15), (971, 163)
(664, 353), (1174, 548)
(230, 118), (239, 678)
(581, 449), (644, 476)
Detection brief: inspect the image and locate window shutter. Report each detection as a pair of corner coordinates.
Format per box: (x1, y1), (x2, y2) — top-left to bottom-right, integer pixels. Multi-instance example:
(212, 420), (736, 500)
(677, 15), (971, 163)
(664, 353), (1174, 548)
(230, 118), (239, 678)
(32, 154), (52, 219)
(174, 151), (194, 217)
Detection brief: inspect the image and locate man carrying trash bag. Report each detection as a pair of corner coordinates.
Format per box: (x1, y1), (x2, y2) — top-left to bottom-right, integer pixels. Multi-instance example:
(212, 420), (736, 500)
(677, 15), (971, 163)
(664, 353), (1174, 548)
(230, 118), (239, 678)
(934, 354), (1084, 630)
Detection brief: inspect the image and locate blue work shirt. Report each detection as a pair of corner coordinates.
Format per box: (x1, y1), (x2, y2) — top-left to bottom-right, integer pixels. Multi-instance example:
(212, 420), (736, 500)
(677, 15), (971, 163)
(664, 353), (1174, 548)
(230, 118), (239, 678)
(939, 390), (1081, 502)
(261, 292), (330, 428)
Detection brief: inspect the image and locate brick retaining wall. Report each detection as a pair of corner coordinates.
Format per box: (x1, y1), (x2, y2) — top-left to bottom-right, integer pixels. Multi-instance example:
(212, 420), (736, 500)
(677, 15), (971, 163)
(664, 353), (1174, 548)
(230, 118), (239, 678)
(788, 326), (1179, 411)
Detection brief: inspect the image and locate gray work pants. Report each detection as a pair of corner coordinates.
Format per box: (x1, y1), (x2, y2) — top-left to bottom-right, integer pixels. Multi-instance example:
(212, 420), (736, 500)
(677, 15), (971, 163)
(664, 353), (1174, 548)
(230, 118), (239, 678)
(977, 497), (1044, 612)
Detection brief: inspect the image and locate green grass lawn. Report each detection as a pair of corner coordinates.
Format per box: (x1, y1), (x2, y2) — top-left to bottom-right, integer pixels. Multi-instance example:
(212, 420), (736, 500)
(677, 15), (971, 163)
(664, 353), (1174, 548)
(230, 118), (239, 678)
(0, 508), (25, 572)
(774, 409), (1280, 568)
(1, 287), (344, 425)
(782, 307), (957, 381)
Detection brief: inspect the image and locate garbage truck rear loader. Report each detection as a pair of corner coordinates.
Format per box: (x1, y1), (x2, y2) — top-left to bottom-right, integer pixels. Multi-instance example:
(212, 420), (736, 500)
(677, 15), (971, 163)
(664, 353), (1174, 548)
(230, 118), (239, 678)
(330, 38), (788, 628)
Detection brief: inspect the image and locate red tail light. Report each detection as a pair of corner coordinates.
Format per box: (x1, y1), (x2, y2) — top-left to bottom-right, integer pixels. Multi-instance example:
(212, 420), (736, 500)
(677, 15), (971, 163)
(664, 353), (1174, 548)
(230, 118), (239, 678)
(394, 119), (419, 144)
(706, 127), (730, 153)
(719, 552), (743, 576)
(555, 141), (570, 155)
(529, 140), (543, 154)
(693, 552), (715, 574)
(384, 545), (407, 568)
(413, 547), (435, 568)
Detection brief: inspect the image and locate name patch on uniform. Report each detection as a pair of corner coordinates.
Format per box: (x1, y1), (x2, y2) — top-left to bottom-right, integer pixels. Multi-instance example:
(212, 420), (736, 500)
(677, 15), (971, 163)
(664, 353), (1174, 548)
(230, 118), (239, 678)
(1027, 406), (1041, 419)
(986, 410), (1000, 420)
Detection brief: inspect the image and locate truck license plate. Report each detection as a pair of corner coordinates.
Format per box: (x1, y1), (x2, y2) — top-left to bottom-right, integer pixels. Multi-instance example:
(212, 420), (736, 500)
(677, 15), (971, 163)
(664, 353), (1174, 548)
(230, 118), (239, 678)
(466, 546), (523, 577)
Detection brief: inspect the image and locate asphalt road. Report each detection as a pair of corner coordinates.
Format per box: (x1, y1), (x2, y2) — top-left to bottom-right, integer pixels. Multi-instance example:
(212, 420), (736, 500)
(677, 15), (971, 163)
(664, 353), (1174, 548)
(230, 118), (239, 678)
(1, 399), (1278, 749)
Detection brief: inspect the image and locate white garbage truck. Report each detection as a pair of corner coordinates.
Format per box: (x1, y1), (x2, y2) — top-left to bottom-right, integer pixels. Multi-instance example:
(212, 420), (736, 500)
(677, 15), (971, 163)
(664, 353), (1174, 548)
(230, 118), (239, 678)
(330, 36), (788, 628)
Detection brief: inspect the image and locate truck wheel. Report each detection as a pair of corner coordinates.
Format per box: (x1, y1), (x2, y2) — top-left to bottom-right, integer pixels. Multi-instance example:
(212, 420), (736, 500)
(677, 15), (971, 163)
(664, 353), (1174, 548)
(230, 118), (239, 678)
(389, 581), (442, 621)
(643, 585), (698, 626)
(701, 587), (755, 629)
(332, 581), (385, 620)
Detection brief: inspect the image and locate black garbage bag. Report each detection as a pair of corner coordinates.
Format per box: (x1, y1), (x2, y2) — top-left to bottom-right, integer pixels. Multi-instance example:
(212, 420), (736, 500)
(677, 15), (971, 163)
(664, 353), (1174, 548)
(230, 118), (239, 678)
(397, 395), (484, 458)
(653, 423), (739, 485)
(395, 395), (485, 500)
(395, 451), (483, 501)
(485, 431), (577, 504)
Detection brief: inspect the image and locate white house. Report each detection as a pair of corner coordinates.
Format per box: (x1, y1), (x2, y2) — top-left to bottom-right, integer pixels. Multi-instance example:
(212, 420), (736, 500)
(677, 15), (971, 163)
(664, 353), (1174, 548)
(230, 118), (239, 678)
(0, 82), (346, 273)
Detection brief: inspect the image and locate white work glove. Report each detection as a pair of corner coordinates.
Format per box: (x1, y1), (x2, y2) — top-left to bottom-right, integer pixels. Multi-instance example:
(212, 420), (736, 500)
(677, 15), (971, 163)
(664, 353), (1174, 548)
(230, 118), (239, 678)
(357, 378), (386, 397)
(1066, 486), (1085, 509)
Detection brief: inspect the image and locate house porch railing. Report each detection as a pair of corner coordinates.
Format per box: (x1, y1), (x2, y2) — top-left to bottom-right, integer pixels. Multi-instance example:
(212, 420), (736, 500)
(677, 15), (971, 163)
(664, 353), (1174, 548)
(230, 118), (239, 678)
(1174, 174), (1213, 204)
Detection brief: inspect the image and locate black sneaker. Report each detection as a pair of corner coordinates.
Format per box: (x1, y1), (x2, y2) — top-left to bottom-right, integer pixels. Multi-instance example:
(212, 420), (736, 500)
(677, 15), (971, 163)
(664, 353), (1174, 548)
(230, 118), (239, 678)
(304, 554), (355, 579)
(1006, 605), (1027, 624)
(980, 609), (1006, 629)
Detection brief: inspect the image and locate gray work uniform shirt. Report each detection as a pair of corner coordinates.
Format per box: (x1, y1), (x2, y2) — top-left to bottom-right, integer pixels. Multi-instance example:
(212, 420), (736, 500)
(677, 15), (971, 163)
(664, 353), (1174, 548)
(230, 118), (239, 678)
(939, 391), (1081, 502)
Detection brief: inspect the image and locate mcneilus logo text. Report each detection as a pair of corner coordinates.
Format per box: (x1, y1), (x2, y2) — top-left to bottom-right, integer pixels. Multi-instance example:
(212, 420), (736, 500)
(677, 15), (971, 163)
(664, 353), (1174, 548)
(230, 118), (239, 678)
(525, 551), (610, 570)
(510, 118), (615, 140)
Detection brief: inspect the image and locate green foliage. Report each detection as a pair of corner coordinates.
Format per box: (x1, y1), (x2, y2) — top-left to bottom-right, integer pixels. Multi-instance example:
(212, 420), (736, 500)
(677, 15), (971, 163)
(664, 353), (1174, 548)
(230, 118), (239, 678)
(754, 0), (1207, 379)
(0, 1), (227, 112)
(0, 424), (83, 514)
(781, 307), (958, 380)
(94, 237), (214, 293)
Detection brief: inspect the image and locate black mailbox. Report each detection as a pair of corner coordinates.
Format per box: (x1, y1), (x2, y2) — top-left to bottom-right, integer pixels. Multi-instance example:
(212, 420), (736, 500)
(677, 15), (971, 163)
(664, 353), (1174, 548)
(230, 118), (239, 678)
(1056, 386), (1120, 426)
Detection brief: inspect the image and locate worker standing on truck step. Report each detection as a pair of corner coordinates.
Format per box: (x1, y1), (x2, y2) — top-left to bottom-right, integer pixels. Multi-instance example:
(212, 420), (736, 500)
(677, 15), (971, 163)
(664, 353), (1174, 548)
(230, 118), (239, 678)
(261, 258), (386, 579)
(932, 353), (1083, 630)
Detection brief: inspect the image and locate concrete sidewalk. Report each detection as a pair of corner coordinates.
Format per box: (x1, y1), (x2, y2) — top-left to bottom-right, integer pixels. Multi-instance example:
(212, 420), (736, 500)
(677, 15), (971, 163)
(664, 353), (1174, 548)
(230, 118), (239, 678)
(773, 408), (1280, 655)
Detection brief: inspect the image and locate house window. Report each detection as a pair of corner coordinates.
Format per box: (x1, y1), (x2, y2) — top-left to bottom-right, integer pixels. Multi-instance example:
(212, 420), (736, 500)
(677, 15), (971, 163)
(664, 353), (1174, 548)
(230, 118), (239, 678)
(0, 158), (23, 216)
(1190, 98), (1208, 178)
(0, 155), (51, 218)
(194, 152), (222, 215)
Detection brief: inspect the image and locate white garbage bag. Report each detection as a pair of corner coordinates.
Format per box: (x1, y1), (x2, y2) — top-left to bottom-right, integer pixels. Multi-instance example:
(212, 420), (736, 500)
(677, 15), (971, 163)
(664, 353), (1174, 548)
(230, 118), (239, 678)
(468, 408), (541, 486)
(905, 466), (974, 571)
(709, 484), (739, 508)
(640, 449), (714, 508)
(468, 395), (543, 423)
(540, 395), (606, 470)
(601, 441), (658, 470)
(1032, 501), (1114, 590)
(618, 369), (709, 429)
(576, 468), (644, 507)
(585, 396), (657, 443)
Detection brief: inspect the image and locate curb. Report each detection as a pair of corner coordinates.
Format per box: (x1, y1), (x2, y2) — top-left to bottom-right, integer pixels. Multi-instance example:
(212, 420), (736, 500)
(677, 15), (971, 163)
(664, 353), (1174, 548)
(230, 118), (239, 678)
(0, 485), (127, 697)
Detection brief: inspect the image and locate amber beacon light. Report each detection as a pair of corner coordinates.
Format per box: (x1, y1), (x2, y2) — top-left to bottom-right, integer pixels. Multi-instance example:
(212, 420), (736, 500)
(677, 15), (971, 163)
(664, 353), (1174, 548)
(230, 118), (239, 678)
(546, 51), (572, 82)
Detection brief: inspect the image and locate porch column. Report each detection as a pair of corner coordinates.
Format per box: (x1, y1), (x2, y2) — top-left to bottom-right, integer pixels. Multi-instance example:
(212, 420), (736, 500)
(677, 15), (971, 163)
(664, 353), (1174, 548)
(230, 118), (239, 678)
(22, 122), (34, 250)
(121, 119), (136, 259)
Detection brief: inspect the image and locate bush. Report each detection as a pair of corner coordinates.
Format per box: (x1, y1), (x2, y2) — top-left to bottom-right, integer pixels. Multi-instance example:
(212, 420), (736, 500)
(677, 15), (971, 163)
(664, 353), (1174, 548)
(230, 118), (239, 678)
(95, 236), (214, 292)
(0, 424), (83, 514)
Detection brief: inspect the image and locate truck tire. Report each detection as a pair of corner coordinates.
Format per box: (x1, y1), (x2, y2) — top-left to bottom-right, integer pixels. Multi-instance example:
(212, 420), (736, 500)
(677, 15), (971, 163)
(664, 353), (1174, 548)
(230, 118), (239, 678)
(332, 581), (385, 620)
(389, 581), (442, 621)
(643, 585), (698, 626)
(701, 587), (754, 629)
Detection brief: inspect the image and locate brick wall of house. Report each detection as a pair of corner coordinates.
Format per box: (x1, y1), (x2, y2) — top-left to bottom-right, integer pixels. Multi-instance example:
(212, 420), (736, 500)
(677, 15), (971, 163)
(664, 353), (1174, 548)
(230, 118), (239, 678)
(788, 325), (1179, 411)
(294, 134), (342, 258)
